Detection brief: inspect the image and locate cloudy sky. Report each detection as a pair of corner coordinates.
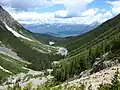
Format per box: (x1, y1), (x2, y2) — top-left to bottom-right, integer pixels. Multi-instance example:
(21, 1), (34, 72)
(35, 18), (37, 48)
(0, 0), (120, 24)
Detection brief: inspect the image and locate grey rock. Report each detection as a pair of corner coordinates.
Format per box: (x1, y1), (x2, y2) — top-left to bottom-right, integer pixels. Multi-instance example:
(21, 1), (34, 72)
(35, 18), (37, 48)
(91, 60), (119, 73)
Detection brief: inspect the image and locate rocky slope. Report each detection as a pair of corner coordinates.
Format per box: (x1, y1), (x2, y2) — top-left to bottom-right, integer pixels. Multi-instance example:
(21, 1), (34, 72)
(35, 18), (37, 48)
(55, 53), (120, 90)
(66, 63), (120, 90)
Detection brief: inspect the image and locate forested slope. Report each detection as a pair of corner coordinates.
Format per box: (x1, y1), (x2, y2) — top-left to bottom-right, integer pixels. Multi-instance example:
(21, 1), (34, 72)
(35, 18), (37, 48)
(52, 14), (120, 82)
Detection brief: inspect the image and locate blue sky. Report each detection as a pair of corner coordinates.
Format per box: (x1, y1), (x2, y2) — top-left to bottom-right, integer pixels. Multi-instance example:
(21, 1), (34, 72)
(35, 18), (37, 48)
(0, 0), (120, 24)
(88, 0), (109, 9)
(32, 0), (110, 13)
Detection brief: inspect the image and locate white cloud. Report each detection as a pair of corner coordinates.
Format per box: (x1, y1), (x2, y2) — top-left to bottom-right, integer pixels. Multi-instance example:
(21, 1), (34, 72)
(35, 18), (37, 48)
(1, 0), (97, 24)
(2, 0), (119, 25)
(10, 11), (54, 21)
(6, 8), (113, 25)
(81, 8), (98, 16)
(1, 0), (94, 18)
(54, 10), (68, 18)
(8, 11), (54, 24)
(0, 0), (53, 10)
(53, 0), (94, 18)
(106, 0), (120, 14)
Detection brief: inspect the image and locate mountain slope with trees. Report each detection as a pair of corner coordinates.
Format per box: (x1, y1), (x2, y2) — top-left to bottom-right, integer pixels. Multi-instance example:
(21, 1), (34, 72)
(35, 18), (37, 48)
(52, 13), (120, 82)
(0, 6), (64, 80)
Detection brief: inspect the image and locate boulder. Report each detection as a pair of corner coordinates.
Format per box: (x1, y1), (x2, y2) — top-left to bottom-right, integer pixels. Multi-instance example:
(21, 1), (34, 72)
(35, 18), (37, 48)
(91, 60), (119, 73)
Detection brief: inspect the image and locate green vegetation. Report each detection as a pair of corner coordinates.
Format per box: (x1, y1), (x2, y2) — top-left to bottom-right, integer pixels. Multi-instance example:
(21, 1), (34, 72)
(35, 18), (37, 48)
(0, 54), (28, 74)
(52, 14), (120, 82)
(32, 33), (66, 45)
(6, 81), (85, 90)
(0, 6), (65, 83)
(0, 19), (63, 71)
(64, 14), (120, 52)
(0, 53), (28, 84)
(0, 70), (10, 84)
(52, 34), (120, 82)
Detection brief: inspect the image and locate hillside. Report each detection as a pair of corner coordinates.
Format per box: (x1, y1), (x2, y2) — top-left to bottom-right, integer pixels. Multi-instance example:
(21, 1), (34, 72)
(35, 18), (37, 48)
(52, 13), (120, 82)
(32, 33), (66, 45)
(64, 14), (120, 52)
(0, 6), (65, 81)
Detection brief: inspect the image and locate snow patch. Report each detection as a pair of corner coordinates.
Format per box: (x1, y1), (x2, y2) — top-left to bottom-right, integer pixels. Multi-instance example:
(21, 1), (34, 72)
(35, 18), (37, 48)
(58, 47), (68, 56)
(4, 23), (32, 41)
(49, 41), (55, 46)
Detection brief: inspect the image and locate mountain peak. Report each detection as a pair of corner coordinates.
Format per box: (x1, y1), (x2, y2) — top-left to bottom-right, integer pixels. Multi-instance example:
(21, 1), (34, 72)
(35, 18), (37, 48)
(0, 6), (2, 9)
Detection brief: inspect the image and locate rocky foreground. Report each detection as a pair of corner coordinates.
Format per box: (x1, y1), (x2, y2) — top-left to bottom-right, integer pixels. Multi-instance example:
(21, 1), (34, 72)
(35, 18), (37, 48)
(59, 58), (120, 90)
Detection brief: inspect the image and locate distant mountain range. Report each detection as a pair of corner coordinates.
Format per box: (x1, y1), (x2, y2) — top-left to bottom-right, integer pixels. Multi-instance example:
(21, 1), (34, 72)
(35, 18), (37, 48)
(22, 21), (100, 37)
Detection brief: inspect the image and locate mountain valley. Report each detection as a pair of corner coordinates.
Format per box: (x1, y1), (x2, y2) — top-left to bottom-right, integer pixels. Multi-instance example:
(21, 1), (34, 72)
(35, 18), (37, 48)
(0, 5), (120, 90)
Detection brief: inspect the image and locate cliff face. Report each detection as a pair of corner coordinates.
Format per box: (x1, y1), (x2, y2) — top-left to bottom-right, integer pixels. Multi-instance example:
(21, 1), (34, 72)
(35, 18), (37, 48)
(91, 59), (119, 73)
(0, 6), (18, 28)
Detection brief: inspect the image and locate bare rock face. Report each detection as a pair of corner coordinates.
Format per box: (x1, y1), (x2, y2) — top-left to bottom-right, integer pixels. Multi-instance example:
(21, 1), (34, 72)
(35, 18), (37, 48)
(79, 70), (91, 78)
(0, 6), (33, 39)
(0, 6), (17, 27)
(0, 6), (29, 37)
(79, 59), (119, 84)
(79, 52), (119, 78)
(91, 60), (119, 73)
(90, 52), (118, 73)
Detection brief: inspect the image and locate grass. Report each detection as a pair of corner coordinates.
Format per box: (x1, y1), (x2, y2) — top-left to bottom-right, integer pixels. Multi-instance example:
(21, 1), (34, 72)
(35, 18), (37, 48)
(0, 53), (28, 79)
